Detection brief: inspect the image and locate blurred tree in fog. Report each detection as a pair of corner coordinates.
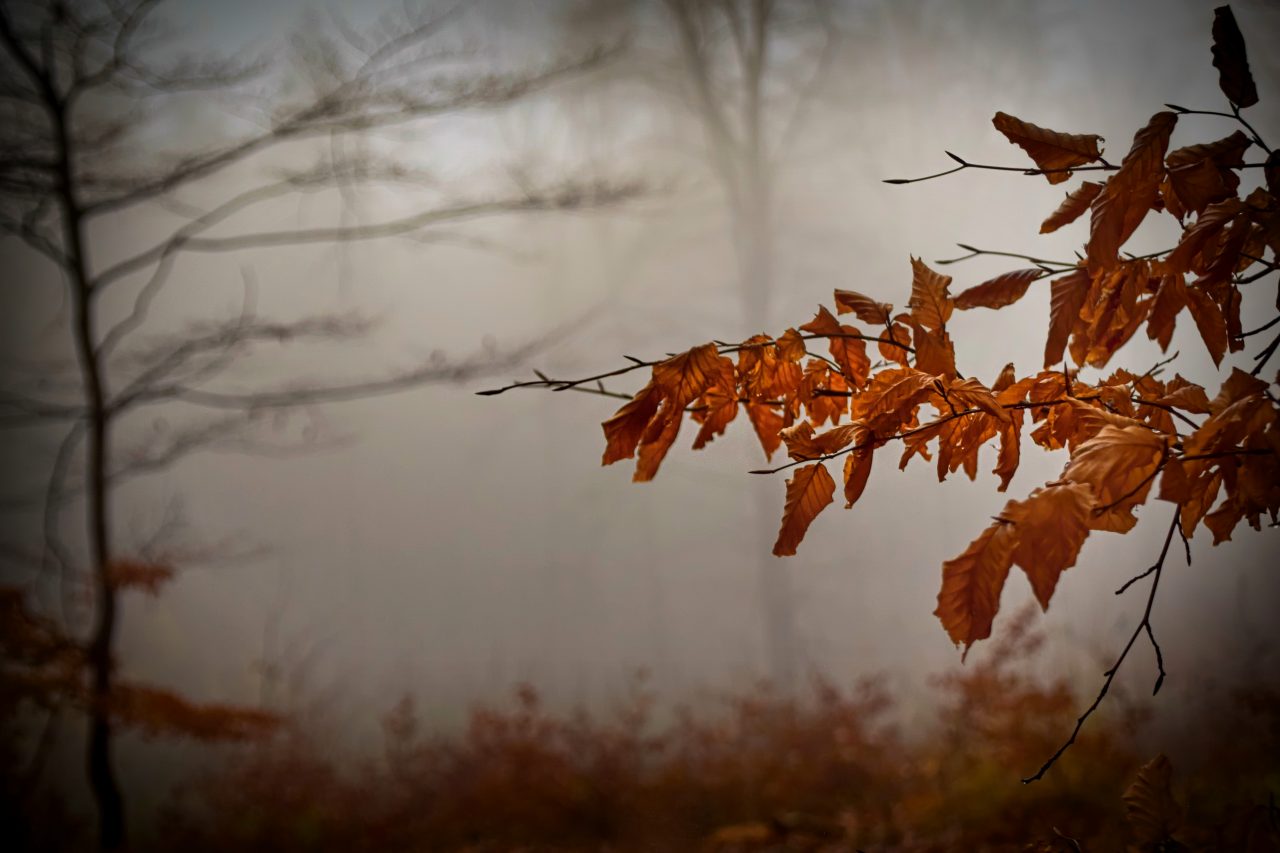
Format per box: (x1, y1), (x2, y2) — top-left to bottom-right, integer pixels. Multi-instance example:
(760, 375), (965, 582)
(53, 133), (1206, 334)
(0, 0), (634, 847)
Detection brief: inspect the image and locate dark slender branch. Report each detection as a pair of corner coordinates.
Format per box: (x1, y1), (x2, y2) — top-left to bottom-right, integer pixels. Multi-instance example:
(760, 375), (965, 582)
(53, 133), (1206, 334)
(884, 151), (1121, 185)
(1250, 330), (1280, 377)
(1023, 506), (1181, 784)
(934, 243), (1076, 270)
(1165, 103), (1272, 154)
(480, 331), (916, 398)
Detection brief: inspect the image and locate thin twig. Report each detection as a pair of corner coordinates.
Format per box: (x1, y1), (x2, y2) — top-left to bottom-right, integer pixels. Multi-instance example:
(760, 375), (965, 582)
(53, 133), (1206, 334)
(1022, 507), (1181, 784)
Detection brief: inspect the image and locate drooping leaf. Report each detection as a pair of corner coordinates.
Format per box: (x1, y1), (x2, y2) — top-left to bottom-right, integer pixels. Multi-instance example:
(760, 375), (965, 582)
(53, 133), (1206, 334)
(1210, 5), (1258, 108)
(1041, 181), (1104, 232)
(602, 381), (663, 466)
(842, 444), (874, 508)
(953, 268), (1041, 310)
(934, 519), (1017, 656)
(1044, 268), (1091, 368)
(772, 463), (835, 556)
(634, 400), (683, 482)
(1146, 274), (1187, 352)
(1006, 483), (1094, 609)
(907, 256), (954, 331)
(1087, 111), (1178, 272)
(992, 111), (1103, 184)
(1184, 283), (1229, 366)
(746, 402), (785, 460)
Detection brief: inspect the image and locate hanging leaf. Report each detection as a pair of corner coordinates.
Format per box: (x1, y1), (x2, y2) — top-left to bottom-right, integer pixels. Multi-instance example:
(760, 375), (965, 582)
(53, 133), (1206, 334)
(1044, 268), (1091, 368)
(772, 463), (835, 556)
(1041, 181), (1104, 233)
(1210, 5), (1258, 108)
(934, 519), (1017, 656)
(1007, 483), (1094, 609)
(1087, 112), (1178, 272)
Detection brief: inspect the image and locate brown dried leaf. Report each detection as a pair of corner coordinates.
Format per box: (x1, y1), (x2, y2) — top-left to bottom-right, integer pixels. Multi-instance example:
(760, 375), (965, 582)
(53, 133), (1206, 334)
(1044, 268), (1091, 368)
(1041, 181), (1104, 233)
(954, 268), (1042, 310)
(934, 519), (1017, 656)
(908, 256), (954, 331)
(833, 289), (893, 326)
(772, 463), (835, 556)
(1087, 112), (1178, 272)
(992, 111), (1103, 184)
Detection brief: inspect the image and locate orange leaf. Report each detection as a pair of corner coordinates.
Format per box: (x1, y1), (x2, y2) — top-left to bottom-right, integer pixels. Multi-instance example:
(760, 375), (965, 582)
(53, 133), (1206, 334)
(1040, 180), (1103, 232)
(934, 519), (1016, 655)
(993, 418), (1021, 492)
(634, 401), (682, 482)
(799, 305), (871, 388)
(746, 402), (785, 460)
(1062, 425), (1168, 532)
(953, 268), (1041, 310)
(772, 463), (835, 556)
(992, 111), (1103, 184)
(776, 328), (806, 362)
(851, 368), (936, 435)
(602, 381), (663, 466)
(842, 445), (874, 508)
(1086, 111), (1178, 272)
(691, 361), (740, 450)
(907, 257), (954, 331)
(879, 322), (913, 366)
(653, 342), (723, 407)
(903, 318), (956, 378)
(1006, 483), (1094, 609)
(833, 289), (893, 326)
(1211, 6), (1258, 108)
(1043, 268), (1091, 368)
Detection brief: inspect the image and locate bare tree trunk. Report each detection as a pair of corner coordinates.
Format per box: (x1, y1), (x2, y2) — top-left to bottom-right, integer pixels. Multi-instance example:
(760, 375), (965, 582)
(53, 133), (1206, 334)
(48, 91), (125, 851)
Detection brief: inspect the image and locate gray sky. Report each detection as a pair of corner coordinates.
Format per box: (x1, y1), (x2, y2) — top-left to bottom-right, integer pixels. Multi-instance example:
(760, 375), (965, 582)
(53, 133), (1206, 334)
(2, 0), (1279, 816)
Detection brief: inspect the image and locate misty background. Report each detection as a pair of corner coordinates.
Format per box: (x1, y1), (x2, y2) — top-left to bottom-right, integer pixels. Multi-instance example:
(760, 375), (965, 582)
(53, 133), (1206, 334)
(2, 0), (1279, 822)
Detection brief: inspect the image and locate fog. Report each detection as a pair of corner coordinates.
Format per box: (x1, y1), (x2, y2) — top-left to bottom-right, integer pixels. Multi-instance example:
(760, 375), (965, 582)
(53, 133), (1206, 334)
(2, 0), (1279, 829)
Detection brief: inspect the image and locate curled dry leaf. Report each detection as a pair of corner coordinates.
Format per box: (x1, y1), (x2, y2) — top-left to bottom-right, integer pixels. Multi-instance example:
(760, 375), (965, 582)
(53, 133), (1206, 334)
(833, 289), (893, 326)
(992, 111), (1103, 184)
(1210, 5), (1258, 108)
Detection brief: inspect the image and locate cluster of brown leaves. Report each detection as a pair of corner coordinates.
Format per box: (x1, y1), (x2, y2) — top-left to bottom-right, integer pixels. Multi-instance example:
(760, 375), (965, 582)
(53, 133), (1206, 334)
(143, 611), (1280, 852)
(588, 5), (1278, 657)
